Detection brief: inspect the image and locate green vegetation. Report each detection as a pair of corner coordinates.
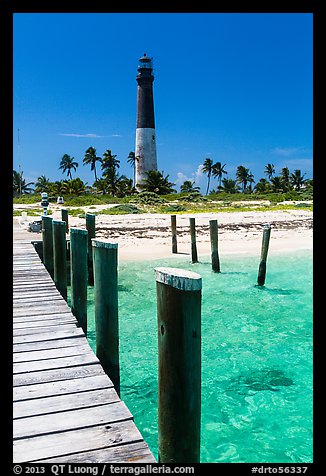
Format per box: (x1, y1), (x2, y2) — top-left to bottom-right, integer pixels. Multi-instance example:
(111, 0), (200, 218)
(130, 191), (167, 205)
(98, 204), (144, 215)
(13, 144), (313, 217)
(13, 208), (52, 217)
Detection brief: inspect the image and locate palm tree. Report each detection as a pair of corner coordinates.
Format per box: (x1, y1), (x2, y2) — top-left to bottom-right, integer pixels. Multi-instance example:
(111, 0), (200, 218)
(59, 154), (78, 179)
(116, 175), (135, 197)
(100, 150), (121, 196)
(50, 180), (66, 196)
(236, 165), (250, 192)
(180, 180), (200, 193)
(127, 151), (139, 185)
(218, 178), (239, 194)
(270, 176), (284, 193)
(290, 169), (307, 191)
(254, 178), (271, 194)
(34, 175), (51, 193)
(105, 168), (121, 197)
(13, 170), (34, 196)
(101, 149), (120, 175)
(247, 171), (255, 193)
(83, 147), (102, 182)
(93, 178), (109, 195)
(280, 167), (290, 190)
(212, 162), (228, 189)
(202, 158), (214, 195)
(265, 163), (275, 181)
(62, 178), (87, 195)
(139, 170), (176, 195)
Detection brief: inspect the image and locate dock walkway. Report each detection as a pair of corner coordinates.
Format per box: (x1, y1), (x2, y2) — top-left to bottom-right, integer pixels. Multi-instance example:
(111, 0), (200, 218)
(13, 221), (156, 463)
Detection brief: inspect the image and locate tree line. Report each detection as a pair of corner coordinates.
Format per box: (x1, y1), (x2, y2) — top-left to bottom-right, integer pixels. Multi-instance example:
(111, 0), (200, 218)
(13, 147), (311, 197)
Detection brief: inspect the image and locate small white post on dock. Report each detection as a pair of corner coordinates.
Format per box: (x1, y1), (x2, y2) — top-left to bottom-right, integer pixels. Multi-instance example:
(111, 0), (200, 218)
(155, 267), (202, 463)
(257, 223), (271, 286)
(189, 217), (198, 263)
(171, 215), (177, 253)
(209, 219), (220, 273)
(92, 239), (120, 396)
(70, 228), (88, 334)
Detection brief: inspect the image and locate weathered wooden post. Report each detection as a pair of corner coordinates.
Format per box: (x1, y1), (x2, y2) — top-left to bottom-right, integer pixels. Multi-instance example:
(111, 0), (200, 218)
(61, 208), (69, 233)
(155, 267), (202, 463)
(189, 217), (198, 263)
(86, 213), (96, 285)
(52, 220), (67, 300)
(42, 215), (54, 279)
(92, 239), (120, 396)
(209, 219), (220, 273)
(171, 214), (177, 253)
(257, 223), (271, 286)
(70, 228), (88, 334)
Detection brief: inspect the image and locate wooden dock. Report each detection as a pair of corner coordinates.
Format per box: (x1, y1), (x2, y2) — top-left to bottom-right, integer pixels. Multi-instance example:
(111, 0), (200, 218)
(13, 222), (156, 463)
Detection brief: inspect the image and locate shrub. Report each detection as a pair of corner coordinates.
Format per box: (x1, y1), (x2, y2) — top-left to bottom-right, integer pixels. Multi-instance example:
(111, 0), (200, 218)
(161, 204), (187, 213)
(180, 192), (207, 202)
(131, 191), (166, 205)
(98, 204), (144, 215)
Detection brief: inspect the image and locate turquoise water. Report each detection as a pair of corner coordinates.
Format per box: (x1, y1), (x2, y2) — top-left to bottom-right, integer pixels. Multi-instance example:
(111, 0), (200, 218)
(79, 249), (313, 463)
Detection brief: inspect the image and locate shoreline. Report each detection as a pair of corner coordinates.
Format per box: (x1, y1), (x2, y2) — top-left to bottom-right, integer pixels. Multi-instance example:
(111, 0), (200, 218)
(14, 206), (312, 262)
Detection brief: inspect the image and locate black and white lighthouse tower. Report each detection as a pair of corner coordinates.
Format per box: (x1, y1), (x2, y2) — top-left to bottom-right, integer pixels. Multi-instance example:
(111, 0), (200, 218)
(135, 53), (157, 189)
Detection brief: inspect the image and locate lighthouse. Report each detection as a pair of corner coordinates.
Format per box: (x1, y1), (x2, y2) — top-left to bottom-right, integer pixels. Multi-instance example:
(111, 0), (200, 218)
(135, 53), (157, 189)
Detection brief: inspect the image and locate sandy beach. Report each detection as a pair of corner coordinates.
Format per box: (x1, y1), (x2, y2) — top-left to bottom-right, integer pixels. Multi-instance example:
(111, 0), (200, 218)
(14, 205), (313, 262)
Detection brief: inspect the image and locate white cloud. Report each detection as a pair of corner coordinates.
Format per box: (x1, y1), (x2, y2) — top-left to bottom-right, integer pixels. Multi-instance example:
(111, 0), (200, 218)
(175, 164), (204, 185)
(278, 158), (313, 169)
(59, 133), (121, 138)
(272, 146), (306, 157)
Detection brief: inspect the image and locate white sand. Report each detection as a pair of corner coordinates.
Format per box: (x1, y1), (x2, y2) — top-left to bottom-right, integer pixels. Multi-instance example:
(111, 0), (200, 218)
(14, 204), (313, 262)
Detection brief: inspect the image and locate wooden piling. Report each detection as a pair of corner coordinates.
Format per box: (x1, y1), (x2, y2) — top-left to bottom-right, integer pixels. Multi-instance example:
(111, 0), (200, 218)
(155, 267), (202, 463)
(42, 215), (54, 279)
(52, 220), (67, 300)
(92, 239), (120, 396)
(257, 224), (271, 286)
(86, 213), (96, 285)
(189, 217), (198, 263)
(171, 215), (177, 253)
(61, 208), (69, 233)
(70, 228), (88, 334)
(209, 219), (220, 273)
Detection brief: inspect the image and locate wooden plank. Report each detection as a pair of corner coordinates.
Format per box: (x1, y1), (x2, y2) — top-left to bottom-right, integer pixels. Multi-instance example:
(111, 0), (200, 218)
(13, 306), (71, 317)
(13, 323), (79, 337)
(13, 314), (76, 325)
(13, 296), (64, 305)
(14, 401), (132, 439)
(13, 352), (99, 374)
(13, 420), (144, 463)
(13, 327), (84, 344)
(14, 388), (120, 418)
(13, 363), (105, 387)
(13, 374), (113, 401)
(13, 312), (74, 322)
(36, 441), (156, 463)
(13, 343), (92, 362)
(13, 336), (86, 353)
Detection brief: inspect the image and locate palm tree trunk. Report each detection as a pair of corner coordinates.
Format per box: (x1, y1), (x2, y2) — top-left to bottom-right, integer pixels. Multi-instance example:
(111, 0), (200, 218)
(206, 174), (211, 195)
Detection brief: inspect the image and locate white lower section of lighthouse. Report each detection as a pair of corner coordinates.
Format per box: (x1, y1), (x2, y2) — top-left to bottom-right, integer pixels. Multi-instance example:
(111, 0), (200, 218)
(135, 127), (157, 189)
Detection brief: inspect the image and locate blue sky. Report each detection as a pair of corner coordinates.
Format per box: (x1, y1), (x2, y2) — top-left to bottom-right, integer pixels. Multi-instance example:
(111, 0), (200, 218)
(13, 13), (313, 193)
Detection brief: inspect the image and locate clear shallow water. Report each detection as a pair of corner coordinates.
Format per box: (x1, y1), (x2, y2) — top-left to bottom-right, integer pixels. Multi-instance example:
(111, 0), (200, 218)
(76, 249), (313, 463)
